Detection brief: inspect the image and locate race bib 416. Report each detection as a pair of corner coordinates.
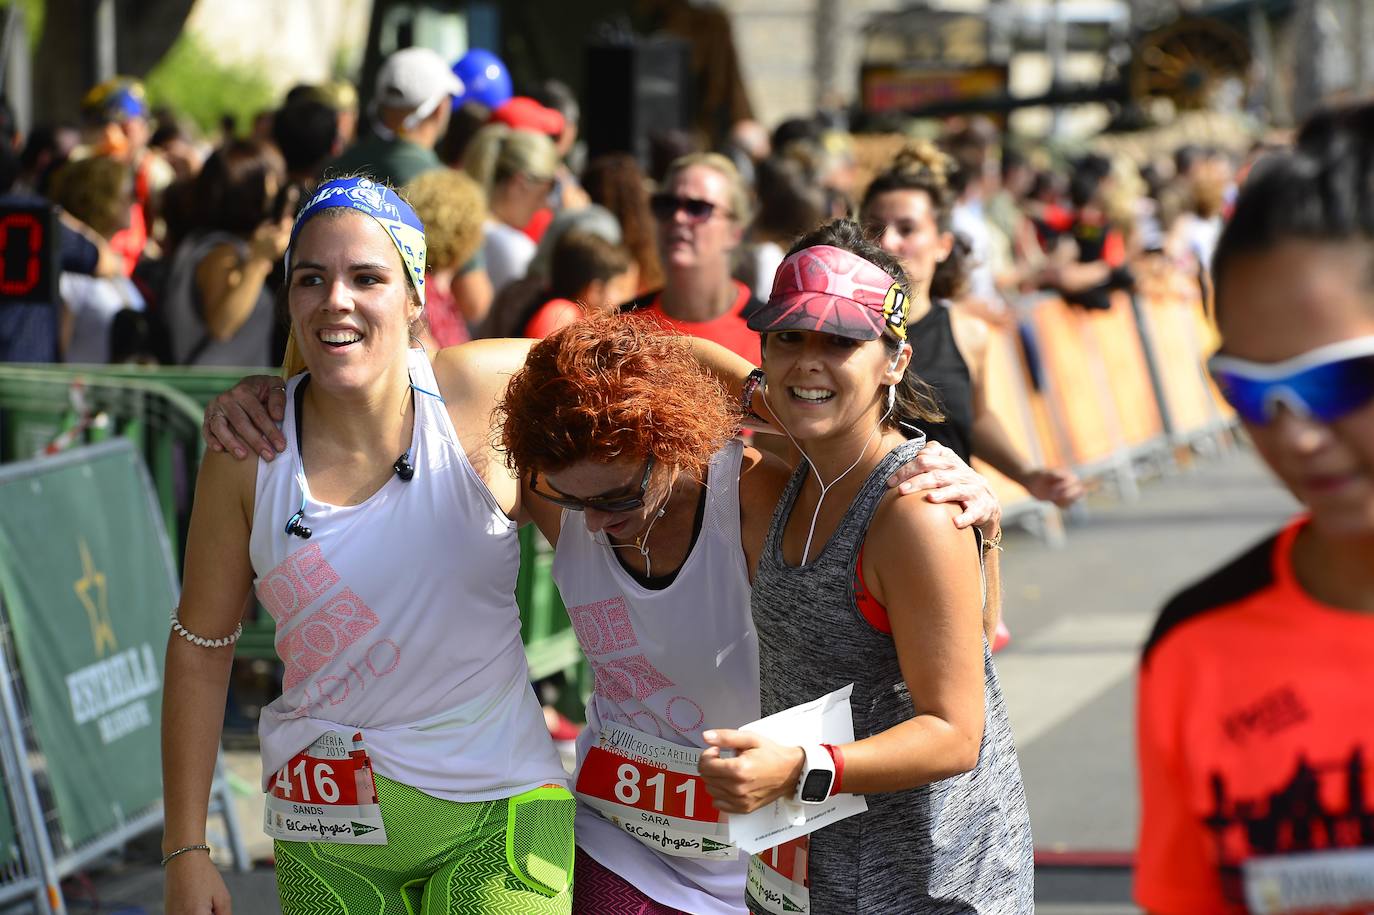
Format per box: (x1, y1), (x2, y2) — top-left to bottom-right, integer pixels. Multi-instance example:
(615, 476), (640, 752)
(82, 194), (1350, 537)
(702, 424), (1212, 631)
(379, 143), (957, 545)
(264, 731), (387, 845)
(575, 722), (735, 860)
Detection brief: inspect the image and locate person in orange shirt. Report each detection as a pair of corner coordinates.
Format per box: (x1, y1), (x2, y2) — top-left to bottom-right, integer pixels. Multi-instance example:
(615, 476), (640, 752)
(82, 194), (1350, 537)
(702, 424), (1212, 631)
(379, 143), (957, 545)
(521, 232), (637, 339)
(1136, 101), (1374, 914)
(623, 153), (763, 365)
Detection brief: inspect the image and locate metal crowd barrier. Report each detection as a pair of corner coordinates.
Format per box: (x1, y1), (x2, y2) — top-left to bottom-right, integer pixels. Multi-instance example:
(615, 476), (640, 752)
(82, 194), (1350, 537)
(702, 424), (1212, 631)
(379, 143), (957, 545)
(0, 363), (590, 685)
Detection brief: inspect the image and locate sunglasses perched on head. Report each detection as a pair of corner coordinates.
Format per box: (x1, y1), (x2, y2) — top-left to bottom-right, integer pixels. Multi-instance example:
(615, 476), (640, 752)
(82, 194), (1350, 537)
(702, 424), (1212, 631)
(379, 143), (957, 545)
(649, 193), (727, 224)
(529, 457), (656, 513)
(1208, 336), (1374, 425)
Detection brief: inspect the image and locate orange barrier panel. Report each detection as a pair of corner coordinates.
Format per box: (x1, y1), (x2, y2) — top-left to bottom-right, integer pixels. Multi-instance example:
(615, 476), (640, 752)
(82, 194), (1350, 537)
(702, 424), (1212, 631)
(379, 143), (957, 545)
(1028, 296), (1127, 469)
(971, 323), (1043, 509)
(1188, 295), (1236, 422)
(1136, 276), (1221, 442)
(1082, 291), (1165, 451)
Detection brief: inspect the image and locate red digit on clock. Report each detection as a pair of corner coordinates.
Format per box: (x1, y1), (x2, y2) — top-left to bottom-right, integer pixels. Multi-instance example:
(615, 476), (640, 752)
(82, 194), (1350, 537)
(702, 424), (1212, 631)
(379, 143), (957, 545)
(0, 213), (43, 296)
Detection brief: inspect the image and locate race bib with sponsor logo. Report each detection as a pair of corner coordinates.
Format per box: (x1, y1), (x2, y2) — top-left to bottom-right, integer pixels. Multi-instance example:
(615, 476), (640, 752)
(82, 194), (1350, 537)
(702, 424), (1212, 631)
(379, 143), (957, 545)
(575, 722), (735, 860)
(1243, 848), (1374, 915)
(264, 731), (387, 845)
(747, 836), (809, 914)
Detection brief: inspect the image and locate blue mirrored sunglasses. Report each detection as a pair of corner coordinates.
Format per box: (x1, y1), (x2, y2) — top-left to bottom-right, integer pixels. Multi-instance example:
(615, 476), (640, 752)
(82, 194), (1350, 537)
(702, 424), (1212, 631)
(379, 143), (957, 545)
(1208, 336), (1374, 425)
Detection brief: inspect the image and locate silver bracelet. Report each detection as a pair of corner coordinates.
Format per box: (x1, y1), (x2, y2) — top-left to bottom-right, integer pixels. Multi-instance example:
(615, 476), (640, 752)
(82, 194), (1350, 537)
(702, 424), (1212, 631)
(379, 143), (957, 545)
(161, 843), (211, 866)
(170, 608), (243, 649)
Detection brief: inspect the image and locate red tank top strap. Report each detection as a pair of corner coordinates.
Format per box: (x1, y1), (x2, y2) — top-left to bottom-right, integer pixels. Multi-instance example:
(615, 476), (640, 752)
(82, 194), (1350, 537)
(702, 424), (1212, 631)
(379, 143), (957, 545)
(853, 543), (892, 634)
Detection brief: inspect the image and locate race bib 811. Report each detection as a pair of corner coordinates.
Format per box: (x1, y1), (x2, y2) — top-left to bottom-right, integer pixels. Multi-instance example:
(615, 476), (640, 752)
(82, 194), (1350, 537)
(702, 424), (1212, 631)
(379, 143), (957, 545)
(575, 722), (735, 860)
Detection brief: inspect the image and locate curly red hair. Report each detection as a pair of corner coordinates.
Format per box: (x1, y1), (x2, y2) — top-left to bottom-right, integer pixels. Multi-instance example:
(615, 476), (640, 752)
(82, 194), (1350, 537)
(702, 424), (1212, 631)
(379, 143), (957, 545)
(498, 312), (739, 480)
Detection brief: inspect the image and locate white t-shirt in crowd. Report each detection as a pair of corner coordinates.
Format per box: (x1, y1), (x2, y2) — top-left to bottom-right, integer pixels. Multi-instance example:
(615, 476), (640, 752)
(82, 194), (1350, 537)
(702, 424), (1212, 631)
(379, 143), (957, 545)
(60, 272), (145, 364)
(482, 220), (537, 293)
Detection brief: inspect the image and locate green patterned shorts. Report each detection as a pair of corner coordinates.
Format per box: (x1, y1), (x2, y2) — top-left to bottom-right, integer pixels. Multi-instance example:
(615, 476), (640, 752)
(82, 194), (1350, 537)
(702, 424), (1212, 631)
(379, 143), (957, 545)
(274, 776), (574, 915)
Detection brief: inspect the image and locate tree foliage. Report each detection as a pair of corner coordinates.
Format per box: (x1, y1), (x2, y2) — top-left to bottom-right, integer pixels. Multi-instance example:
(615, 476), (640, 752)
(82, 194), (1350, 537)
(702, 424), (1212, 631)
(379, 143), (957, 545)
(143, 30), (277, 137)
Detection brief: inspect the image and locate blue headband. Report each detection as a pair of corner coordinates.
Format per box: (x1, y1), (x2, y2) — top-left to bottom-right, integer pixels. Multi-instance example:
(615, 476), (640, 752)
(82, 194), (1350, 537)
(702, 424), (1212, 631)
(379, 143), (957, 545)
(287, 176), (428, 304)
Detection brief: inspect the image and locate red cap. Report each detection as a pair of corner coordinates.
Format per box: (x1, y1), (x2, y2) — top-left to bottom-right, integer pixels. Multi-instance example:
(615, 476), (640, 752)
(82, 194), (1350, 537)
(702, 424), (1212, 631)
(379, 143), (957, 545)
(490, 96), (565, 137)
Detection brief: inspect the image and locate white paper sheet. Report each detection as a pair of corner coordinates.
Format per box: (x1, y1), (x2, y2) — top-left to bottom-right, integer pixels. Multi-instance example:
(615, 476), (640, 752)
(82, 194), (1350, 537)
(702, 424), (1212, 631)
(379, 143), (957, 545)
(726, 684), (868, 855)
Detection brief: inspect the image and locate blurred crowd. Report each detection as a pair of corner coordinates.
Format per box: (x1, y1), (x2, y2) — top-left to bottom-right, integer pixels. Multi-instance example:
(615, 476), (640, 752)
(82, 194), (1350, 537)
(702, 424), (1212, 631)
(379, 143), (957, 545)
(0, 44), (1255, 372)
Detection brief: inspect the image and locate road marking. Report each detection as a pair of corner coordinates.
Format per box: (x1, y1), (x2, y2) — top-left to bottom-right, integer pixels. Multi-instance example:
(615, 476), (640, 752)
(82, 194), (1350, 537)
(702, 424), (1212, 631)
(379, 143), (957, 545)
(995, 612), (1153, 747)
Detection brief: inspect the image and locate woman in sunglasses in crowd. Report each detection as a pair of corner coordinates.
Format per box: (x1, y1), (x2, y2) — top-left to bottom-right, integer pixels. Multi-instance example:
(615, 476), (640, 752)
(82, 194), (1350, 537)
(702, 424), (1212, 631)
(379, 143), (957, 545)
(1135, 103), (1374, 914)
(624, 153), (765, 364)
(698, 221), (1034, 914)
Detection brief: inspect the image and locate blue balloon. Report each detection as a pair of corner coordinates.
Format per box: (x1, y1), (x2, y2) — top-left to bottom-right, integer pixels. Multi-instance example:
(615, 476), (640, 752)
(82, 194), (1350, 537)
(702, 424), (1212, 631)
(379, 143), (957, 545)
(452, 48), (513, 110)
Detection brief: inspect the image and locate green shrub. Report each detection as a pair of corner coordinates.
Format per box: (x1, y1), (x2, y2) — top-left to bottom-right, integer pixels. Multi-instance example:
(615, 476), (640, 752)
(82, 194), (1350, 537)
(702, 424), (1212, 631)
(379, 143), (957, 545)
(144, 30), (277, 137)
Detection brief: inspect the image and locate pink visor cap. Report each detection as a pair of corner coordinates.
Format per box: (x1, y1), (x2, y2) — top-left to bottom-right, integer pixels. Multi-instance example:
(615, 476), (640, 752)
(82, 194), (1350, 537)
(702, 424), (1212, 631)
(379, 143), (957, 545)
(747, 245), (909, 342)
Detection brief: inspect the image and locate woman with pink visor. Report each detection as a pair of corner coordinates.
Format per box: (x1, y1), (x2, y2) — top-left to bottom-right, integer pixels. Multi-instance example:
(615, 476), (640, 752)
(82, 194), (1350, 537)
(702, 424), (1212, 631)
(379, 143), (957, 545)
(698, 220), (1034, 914)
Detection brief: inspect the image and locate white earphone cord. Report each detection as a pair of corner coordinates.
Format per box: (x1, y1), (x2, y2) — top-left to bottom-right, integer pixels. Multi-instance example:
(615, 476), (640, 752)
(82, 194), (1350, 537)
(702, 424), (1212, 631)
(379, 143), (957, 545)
(596, 500), (669, 577)
(761, 385), (897, 565)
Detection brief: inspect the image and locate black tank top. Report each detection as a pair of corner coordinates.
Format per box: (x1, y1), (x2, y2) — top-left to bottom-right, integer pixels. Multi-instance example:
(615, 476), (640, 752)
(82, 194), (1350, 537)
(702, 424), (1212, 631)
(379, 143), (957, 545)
(906, 301), (974, 462)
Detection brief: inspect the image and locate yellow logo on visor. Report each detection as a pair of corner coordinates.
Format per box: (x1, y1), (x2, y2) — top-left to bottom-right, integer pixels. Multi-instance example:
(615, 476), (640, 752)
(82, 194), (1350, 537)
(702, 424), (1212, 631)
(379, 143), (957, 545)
(883, 283), (909, 340)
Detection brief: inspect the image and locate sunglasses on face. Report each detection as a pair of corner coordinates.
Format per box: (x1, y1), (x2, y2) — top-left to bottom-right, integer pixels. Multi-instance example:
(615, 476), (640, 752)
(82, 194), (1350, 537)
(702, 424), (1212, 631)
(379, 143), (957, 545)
(1208, 336), (1374, 425)
(529, 456), (656, 513)
(649, 193), (726, 224)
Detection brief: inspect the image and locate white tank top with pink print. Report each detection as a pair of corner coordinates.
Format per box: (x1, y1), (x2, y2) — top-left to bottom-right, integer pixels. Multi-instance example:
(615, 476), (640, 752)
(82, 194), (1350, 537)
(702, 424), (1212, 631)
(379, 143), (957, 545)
(250, 348), (566, 802)
(556, 439), (758, 915)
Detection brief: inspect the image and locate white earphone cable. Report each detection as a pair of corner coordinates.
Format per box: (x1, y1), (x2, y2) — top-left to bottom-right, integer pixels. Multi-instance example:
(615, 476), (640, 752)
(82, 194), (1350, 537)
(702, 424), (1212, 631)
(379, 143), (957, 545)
(762, 384), (897, 565)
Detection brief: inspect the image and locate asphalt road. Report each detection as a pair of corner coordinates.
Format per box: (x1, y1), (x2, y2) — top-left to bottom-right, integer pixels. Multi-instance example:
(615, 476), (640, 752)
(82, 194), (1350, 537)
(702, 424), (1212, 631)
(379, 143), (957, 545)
(41, 444), (1298, 915)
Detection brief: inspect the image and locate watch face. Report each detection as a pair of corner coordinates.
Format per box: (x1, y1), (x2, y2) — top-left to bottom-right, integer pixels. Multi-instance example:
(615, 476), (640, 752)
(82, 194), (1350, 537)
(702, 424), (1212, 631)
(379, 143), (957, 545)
(800, 769), (833, 803)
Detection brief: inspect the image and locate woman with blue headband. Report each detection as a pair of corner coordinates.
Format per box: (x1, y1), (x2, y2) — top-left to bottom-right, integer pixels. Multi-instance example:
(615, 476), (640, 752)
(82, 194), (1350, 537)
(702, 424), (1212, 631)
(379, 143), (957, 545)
(161, 176), (575, 914)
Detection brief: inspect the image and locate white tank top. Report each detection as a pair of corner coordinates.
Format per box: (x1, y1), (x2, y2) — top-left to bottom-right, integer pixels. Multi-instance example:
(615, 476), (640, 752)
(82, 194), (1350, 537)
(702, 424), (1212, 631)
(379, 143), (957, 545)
(555, 439), (758, 915)
(251, 349), (566, 802)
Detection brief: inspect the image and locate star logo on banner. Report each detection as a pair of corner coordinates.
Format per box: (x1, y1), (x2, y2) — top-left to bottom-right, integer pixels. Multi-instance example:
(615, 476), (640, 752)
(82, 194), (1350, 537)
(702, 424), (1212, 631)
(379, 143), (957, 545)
(74, 539), (117, 657)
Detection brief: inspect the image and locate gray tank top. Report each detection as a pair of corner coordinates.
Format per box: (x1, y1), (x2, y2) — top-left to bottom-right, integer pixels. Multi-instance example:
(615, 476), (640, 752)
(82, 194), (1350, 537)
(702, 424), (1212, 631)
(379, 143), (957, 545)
(751, 437), (1034, 914)
(163, 231), (276, 366)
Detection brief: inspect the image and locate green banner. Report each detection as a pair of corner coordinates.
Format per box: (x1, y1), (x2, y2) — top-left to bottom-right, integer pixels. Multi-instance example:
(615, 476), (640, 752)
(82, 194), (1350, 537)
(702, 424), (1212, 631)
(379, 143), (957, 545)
(0, 440), (172, 850)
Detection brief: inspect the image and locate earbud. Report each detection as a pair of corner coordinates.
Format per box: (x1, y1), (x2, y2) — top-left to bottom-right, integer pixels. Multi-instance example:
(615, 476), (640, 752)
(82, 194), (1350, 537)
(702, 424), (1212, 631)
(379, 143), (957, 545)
(393, 451), (415, 482)
(889, 342), (910, 372)
(285, 509), (312, 540)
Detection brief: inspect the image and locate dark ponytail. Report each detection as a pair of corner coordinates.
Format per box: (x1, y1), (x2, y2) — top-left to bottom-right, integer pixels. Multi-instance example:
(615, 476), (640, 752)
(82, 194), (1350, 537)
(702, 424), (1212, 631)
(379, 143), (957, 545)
(781, 219), (945, 430)
(1212, 101), (1374, 316)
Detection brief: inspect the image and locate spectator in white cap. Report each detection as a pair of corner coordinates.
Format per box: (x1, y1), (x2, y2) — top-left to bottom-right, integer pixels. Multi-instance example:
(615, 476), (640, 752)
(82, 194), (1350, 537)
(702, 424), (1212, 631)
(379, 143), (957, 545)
(329, 46), (464, 187)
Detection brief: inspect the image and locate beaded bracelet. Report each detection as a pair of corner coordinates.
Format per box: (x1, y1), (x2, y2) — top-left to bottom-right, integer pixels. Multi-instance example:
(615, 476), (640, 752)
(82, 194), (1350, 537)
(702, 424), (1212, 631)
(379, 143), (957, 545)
(170, 608), (243, 649)
(161, 843), (211, 866)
